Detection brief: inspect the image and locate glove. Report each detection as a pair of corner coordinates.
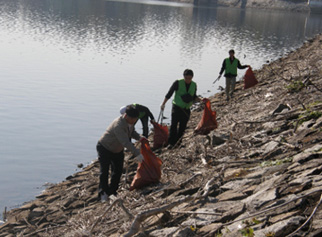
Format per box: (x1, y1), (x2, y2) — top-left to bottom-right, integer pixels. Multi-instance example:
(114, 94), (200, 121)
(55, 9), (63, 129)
(150, 119), (155, 124)
(135, 154), (144, 162)
(160, 104), (165, 111)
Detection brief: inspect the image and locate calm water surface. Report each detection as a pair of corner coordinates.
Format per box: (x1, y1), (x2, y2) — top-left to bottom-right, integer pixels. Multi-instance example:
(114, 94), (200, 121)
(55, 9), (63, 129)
(1, 0), (322, 216)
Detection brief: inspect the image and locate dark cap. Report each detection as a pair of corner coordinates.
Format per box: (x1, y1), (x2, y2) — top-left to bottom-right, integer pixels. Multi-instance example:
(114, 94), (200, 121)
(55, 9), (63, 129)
(229, 49), (235, 54)
(125, 105), (139, 118)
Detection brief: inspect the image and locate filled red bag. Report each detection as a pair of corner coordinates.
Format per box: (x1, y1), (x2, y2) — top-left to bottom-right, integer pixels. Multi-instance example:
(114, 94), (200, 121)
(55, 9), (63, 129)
(194, 98), (218, 135)
(130, 139), (162, 190)
(244, 67), (258, 89)
(151, 121), (168, 149)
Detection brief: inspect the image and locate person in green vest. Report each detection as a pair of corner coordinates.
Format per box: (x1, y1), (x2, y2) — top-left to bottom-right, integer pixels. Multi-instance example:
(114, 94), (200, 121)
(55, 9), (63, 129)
(120, 104), (155, 138)
(217, 49), (250, 101)
(160, 69), (201, 148)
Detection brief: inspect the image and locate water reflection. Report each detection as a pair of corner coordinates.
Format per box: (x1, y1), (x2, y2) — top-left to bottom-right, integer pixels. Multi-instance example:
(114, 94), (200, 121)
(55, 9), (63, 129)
(2, 0), (322, 64)
(1, 0), (322, 217)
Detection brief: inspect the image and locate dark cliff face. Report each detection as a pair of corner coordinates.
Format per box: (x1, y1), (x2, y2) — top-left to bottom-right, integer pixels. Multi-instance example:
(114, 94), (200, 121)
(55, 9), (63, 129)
(1, 33), (322, 236)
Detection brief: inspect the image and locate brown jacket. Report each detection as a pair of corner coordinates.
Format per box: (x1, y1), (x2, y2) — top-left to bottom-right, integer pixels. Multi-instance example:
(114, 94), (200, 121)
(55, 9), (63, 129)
(98, 116), (140, 156)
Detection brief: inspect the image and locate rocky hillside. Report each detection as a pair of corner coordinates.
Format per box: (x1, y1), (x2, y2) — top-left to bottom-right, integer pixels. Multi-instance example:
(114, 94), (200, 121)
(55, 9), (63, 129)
(1, 34), (322, 237)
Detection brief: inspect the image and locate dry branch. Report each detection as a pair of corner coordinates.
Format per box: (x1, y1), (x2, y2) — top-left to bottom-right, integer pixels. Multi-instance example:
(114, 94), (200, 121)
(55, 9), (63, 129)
(170, 210), (221, 216)
(270, 138), (297, 149)
(23, 217), (34, 229)
(286, 193), (322, 237)
(123, 174), (221, 237)
(90, 198), (133, 234)
(200, 155), (208, 166)
(200, 177), (217, 198)
(179, 172), (202, 188)
(310, 81), (322, 93)
(123, 195), (194, 237)
(24, 223), (67, 237)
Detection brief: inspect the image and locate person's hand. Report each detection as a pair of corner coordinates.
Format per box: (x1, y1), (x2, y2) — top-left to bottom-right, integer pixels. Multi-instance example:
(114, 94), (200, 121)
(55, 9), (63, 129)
(202, 98), (208, 103)
(247, 65), (251, 68)
(135, 154), (144, 162)
(150, 119), (155, 124)
(160, 104), (165, 111)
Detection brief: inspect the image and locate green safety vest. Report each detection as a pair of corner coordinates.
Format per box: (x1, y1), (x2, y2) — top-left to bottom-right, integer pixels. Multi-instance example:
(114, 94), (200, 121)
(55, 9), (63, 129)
(133, 103), (145, 119)
(225, 57), (238, 76)
(173, 79), (196, 109)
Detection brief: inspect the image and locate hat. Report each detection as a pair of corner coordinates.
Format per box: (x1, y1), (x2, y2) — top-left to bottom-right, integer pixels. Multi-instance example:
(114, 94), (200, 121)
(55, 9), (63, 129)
(120, 106), (127, 115)
(125, 105), (139, 118)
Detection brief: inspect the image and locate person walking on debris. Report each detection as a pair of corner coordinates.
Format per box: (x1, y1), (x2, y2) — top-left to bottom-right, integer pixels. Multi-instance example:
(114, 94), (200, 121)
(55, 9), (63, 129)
(216, 49), (250, 101)
(120, 104), (155, 138)
(97, 105), (144, 202)
(160, 69), (201, 148)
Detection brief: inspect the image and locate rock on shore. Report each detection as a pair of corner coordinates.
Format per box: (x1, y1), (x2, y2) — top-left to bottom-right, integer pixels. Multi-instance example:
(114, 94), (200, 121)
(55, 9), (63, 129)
(1, 34), (322, 237)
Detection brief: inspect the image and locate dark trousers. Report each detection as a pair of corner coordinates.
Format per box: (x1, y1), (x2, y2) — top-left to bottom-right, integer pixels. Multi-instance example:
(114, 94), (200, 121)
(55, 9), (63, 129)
(140, 116), (149, 138)
(97, 142), (124, 196)
(168, 104), (191, 146)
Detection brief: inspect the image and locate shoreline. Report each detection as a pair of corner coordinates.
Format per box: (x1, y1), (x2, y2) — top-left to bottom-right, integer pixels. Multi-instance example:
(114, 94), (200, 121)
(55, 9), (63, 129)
(1, 33), (322, 236)
(1, 0), (322, 224)
(174, 0), (318, 12)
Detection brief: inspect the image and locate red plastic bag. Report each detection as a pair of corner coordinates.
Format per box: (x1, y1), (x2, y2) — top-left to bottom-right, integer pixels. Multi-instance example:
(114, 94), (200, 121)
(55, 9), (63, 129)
(130, 139), (162, 191)
(244, 67), (258, 89)
(152, 121), (168, 149)
(194, 98), (218, 135)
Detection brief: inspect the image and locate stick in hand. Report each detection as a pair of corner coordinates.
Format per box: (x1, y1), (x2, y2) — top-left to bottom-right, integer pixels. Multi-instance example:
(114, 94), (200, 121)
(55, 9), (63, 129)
(213, 75), (221, 84)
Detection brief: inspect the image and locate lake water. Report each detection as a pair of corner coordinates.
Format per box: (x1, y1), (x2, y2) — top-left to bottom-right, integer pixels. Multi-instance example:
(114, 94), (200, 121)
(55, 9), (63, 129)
(1, 0), (322, 218)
